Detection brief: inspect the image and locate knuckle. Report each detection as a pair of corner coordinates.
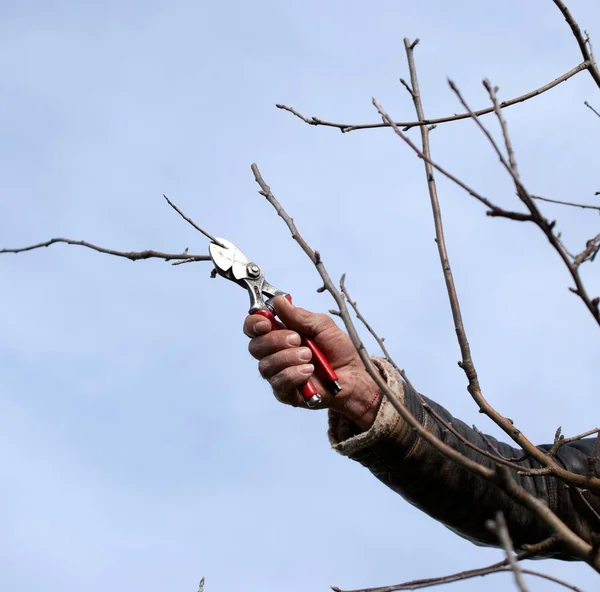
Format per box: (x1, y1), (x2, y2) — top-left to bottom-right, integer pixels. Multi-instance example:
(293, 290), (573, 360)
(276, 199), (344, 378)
(257, 358), (270, 378)
(247, 338), (261, 358)
(314, 312), (335, 333)
(295, 306), (311, 320)
(272, 385), (296, 406)
(270, 367), (292, 391)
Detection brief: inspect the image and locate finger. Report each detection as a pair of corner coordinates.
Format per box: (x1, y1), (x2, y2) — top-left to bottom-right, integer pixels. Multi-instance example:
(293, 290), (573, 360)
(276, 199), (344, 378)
(248, 330), (301, 360)
(270, 363), (315, 395)
(272, 296), (336, 337)
(258, 347), (312, 379)
(243, 314), (273, 338)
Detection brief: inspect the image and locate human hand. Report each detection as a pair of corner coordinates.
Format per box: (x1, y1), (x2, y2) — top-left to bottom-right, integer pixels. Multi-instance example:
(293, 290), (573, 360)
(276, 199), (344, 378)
(244, 296), (381, 429)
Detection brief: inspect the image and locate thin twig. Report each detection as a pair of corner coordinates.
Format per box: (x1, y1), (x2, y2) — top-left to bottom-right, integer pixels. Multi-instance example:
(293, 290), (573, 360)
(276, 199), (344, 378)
(162, 194), (226, 248)
(531, 194), (600, 211)
(423, 405), (538, 473)
(548, 427), (600, 457)
(574, 233), (600, 267)
(572, 487), (600, 529)
(331, 537), (580, 592)
(399, 78), (415, 99)
(473, 426), (528, 462)
(0, 238), (210, 263)
(487, 513), (529, 592)
(340, 273), (415, 391)
(585, 101), (600, 118)
(370, 99), (531, 221)
(276, 61), (588, 133)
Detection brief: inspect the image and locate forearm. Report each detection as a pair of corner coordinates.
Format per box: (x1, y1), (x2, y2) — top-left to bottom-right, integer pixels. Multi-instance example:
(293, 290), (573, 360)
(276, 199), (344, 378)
(328, 359), (600, 559)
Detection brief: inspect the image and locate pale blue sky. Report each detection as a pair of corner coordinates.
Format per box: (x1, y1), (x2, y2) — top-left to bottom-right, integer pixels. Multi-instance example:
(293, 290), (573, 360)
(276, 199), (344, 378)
(1, 1), (599, 591)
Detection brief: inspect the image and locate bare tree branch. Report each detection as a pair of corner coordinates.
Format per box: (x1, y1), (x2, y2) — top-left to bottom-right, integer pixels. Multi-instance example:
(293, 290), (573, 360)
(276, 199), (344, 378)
(340, 273), (415, 391)
(162, 194), (226, 248)
(574, 232), (600, 267)
(332, 567), (582, 592)
(0, 238), (210, 263)
(584, 101), (600, 118)
(276, 61), (588, 133)
(447, 78), (600, 324)
(487, 513), (529, 592)
(552, 0), (600, 88)
(531, 194), (600, 211)
(391, 41), (600, 492)
(337, 277), (596, 479)
(331, 537), (582, 592)
(374, 96), (600, 489)
(398, 36), (488, 437)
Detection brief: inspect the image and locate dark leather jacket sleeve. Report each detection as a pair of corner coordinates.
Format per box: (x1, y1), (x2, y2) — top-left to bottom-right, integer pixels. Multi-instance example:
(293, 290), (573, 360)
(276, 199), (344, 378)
(328, 359), (600, 560)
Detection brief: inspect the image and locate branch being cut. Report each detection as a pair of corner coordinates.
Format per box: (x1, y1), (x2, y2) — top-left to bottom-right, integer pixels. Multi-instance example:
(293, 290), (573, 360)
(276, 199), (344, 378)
(0, 238), (210, 263)
(276, 61), (588, 133)
(1, 196), (217, 266)
(162, 194), (225, 248)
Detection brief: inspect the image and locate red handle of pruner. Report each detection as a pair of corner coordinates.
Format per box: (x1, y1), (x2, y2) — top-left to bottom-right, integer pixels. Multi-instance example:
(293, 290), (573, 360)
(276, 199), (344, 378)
(255, 295), (341, 408)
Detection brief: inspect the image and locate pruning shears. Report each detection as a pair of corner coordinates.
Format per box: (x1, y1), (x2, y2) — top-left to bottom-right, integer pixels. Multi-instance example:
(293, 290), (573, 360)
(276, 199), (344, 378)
(209, 237), (341, 408)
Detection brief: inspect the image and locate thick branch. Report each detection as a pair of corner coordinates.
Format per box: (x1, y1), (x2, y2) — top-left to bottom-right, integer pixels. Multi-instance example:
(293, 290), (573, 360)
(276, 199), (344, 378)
(276, 61), (588, 133)
(0, 238), (210, 263)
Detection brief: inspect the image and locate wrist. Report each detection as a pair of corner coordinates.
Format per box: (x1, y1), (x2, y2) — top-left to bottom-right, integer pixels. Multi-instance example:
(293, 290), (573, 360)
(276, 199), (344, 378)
(330, 371), (382, 431)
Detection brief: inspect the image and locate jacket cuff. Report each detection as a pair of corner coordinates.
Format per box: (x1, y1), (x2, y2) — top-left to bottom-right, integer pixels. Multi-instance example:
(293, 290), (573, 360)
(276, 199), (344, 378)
(327, 358), (407, 457)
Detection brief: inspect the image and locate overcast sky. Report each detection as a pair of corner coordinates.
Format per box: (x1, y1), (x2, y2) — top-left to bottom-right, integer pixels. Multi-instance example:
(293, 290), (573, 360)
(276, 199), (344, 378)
(1, 1), (599, 591)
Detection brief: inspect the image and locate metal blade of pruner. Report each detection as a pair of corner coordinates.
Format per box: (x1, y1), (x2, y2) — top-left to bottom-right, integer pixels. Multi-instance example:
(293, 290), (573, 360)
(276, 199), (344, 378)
(209, 238), (285, 314)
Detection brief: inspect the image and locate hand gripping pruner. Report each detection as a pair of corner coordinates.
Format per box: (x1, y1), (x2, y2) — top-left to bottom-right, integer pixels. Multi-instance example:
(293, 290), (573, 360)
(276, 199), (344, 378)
(209, 237), (341, 408)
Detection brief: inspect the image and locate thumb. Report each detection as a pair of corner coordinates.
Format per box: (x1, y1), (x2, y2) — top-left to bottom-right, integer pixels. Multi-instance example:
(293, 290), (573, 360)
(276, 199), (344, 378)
(272, 295), (333, 337)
